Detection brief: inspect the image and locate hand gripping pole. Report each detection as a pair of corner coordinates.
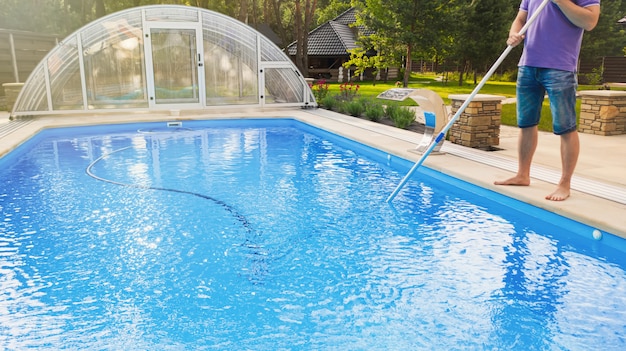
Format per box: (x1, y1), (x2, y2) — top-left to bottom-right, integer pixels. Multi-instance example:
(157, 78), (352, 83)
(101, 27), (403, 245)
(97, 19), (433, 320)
(386, 0), (551, 203)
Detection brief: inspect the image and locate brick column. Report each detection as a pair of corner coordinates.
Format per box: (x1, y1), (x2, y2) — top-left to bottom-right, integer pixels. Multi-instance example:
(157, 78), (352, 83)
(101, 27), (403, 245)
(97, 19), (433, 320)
(578, 90), (626, 136)
(448, 94), (505, 150)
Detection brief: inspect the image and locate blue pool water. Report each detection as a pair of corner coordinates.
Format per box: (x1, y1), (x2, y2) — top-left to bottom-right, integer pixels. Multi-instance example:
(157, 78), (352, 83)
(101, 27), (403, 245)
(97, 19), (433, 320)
(1, 118), (625, 350)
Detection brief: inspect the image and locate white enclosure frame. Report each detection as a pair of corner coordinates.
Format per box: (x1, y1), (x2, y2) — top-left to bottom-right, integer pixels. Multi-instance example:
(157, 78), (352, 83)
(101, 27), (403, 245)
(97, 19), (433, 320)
(11, 5), (315, 118)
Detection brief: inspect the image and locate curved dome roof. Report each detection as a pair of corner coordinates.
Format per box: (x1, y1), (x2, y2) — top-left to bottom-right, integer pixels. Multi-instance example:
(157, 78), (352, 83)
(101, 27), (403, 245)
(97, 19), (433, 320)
(12, 5), (315, 117)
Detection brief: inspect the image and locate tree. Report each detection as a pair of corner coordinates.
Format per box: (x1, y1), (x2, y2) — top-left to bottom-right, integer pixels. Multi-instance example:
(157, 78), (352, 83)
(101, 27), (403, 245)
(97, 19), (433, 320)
(0, 0), (622, 82)
(260, 0), (324, 75)
(454, 0), (513, 85)
(289, 0), (318, 76)
(580, 0), (626, 62)
(315, 0), (351, 24)
(344, 30), (403, 84)
(353, 0), (459, 87)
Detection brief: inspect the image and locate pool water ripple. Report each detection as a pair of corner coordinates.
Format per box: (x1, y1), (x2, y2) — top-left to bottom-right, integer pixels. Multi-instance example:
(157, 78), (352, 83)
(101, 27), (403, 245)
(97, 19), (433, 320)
(1, 120), (625, 350)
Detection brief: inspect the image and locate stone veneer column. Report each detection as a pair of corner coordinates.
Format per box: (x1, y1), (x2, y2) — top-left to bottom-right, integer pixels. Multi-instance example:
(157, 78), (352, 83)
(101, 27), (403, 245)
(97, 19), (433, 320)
(578, 90), (626, 136)
(448, 94), (505, 150)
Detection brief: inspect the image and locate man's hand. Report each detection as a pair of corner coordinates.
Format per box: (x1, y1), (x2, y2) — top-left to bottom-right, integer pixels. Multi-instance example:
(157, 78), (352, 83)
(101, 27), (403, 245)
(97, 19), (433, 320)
(507, 33), (525, 47)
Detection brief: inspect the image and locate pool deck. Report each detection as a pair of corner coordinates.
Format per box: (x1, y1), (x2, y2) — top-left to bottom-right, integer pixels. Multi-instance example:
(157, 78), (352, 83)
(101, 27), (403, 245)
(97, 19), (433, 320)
(1, 108), (625, 238)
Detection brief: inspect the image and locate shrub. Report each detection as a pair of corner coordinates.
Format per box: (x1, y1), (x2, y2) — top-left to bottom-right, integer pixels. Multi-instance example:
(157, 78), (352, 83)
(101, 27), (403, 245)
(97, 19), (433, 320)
(502, 69), (518, 82)
(384, 102), (401, 119)
(364, 101), (385, 122)
(389, 106), (416, 129)
(336, 100), (347, 114)
(344, 100), (366, 117)
(581, 68), (603, 86)
(320, 94), (338, 110)
(491, 70), (518, 82)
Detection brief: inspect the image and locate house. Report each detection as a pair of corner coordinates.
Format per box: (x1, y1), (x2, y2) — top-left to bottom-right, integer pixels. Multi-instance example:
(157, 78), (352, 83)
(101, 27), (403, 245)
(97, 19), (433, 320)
(252, 23), (282, 47)
(286, 8), (379, 81)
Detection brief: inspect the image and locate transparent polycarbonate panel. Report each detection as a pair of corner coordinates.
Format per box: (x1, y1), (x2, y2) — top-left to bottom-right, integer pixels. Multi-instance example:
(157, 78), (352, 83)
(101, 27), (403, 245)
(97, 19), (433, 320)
(83, 45), (147, 109)
(13, 65), (48, 112)
(202, 27), (256, 69)
(145, 7), (199, 22)
(260, 36), (288, 62)
(82, 11), (143, 57)
(12, 5), (313, 115)
(82, 11), (147, 109)
(201, 12), (257, 66)
(48, 37), (83, 110)
(151, 28), (199, 104)
(264, 68), (305, 104)
(202, 14), (258, 105)
(204, 51), (258, 105)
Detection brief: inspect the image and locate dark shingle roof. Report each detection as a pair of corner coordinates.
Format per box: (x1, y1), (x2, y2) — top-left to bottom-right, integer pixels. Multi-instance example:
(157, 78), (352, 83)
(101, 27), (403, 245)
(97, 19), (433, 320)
(253, 23), (282, 46)
(333, 7), (358, 25)
(286, 7), (370, 57)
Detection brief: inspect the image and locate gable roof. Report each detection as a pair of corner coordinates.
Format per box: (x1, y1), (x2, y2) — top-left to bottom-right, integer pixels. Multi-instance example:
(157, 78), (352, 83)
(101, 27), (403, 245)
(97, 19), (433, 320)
(286, 7), (369, 57)
(333, 6), (359, 25)
(253, 23), (282, 46)
(619, 15), (626, 25)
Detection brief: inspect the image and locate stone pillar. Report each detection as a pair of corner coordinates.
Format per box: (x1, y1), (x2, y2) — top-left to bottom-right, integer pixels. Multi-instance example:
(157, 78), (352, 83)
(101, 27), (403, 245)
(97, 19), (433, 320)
(448, 94), (505, 150)
(578, 90), (626, 136)
(2, 82), (24, 112)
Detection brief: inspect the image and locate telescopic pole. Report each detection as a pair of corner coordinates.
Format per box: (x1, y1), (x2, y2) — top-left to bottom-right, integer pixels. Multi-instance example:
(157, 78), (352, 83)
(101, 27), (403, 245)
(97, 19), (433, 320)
(386, 0), (551, 203)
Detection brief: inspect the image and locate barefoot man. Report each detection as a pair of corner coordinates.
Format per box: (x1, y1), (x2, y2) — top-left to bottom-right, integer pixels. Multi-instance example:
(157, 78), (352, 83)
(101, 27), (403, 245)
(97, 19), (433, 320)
(495, 0), (600, 201)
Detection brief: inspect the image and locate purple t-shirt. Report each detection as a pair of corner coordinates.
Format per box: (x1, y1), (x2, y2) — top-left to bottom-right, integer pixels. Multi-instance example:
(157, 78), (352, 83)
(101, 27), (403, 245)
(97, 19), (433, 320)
(518, 0), (600, 72)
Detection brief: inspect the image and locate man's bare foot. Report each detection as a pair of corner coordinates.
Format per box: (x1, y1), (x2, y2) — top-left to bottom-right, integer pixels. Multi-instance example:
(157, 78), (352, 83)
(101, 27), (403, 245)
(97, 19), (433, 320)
(545, 185), (570, 201)
(494, 175), (530, 186)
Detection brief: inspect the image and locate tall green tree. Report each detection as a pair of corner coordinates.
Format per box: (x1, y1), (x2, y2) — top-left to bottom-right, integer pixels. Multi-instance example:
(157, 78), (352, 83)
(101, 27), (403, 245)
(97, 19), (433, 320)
(353, 0), (459, 86)
(315, 0), (351, 24)
(581, 0), (626, 62)
(454, 0), (513, 85)
(293, 0), (318, 76)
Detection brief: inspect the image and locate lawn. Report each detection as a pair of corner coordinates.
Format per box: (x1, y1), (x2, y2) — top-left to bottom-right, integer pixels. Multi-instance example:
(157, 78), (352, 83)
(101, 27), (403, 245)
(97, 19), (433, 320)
(321, 72), (601, 132)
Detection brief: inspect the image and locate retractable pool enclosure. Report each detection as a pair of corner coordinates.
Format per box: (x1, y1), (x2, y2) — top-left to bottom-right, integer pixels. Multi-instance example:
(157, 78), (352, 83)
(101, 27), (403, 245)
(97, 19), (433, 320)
(11, 5), (315, 117)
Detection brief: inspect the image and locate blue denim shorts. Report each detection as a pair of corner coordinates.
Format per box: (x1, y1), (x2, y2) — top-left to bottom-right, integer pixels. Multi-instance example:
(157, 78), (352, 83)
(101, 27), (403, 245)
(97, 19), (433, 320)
(516, 66), (578, 135)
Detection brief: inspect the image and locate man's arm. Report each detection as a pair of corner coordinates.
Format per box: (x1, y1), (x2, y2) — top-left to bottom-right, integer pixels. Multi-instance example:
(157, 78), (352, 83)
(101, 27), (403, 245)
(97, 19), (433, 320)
(551, 0), (600, 31)
(507, 10), (529, 47)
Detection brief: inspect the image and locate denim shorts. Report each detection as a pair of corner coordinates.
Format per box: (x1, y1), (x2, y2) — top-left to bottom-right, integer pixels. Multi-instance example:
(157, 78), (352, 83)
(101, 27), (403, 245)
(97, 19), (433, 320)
(516, 66), (578, 135)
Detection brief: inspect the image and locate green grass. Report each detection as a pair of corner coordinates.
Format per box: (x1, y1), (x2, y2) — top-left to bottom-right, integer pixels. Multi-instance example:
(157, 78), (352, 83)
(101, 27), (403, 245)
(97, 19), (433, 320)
(326, 73), (518, 105)
(324, 73), (596, 132)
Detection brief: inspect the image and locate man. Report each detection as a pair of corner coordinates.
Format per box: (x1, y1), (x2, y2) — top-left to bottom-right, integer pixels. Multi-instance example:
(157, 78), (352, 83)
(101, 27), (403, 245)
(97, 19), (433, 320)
(494, 0), (600, 201)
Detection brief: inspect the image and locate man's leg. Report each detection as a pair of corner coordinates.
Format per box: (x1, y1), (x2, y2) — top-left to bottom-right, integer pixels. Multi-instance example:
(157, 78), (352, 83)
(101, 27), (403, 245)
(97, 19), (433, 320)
(494, 126), (538, 186)
(495, 66), (542, 188)
(545, 130), (579, 201)
(542, 69), (579, 201)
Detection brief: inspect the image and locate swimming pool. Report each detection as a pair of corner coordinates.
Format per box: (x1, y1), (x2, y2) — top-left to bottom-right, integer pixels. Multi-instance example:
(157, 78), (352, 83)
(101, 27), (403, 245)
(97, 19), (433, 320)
(1, 118), (625, 349)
